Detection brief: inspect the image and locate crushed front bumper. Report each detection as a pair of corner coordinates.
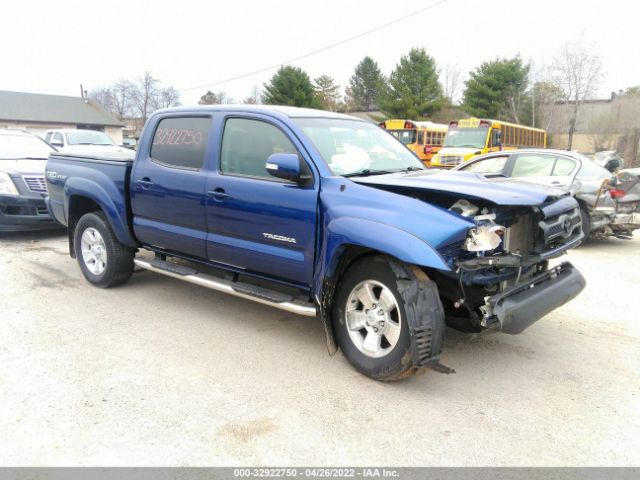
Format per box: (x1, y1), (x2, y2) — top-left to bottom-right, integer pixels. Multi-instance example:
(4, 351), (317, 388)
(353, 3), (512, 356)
(481, 262), (585, 334)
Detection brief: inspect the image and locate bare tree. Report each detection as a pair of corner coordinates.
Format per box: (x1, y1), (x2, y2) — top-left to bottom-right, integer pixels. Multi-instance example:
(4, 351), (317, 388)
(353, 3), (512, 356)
(198, 90), (232, 105)
(243, 85), (262, 105)
(88, 87), (115, 114)
(550, 43), (602, 149)
(133, 71), (160, 122)
(111, 79), (136, 119)
(156, 86), (182, 109)
(442, 64), (463, 104)
(532, 81), (564, 131)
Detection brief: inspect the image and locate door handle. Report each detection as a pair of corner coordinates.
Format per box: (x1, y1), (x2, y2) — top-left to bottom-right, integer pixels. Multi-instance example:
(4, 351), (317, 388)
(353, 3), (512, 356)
(208, 188), (229, 201)
(137, 177), (154, 189)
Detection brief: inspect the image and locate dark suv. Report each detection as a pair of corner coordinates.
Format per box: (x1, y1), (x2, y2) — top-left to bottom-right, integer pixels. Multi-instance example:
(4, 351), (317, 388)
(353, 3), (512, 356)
(0, 129), (59, 232)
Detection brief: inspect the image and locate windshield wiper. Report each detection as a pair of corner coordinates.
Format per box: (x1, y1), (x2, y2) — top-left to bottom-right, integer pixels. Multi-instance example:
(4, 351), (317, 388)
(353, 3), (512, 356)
(448, 144), (481, 148)
(342, 169), (397, 178)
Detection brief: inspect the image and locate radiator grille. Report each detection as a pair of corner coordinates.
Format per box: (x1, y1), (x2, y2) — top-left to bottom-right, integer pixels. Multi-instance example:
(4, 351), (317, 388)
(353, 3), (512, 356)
(23, 176), (47, 193)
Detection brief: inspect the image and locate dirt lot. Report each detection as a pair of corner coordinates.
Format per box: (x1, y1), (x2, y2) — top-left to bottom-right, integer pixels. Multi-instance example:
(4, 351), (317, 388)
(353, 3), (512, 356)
(0, 230), (639, 466)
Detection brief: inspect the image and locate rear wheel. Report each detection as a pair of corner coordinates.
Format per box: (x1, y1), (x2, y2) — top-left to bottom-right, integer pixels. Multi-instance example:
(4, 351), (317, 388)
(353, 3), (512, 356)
(579, 206), (591, 245)
(74, 212), (134, 288)
(332, 256), (444, 381)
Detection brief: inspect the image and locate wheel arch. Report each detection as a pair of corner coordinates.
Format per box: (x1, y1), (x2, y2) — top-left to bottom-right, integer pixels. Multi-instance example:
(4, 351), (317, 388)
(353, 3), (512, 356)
(313, 217), (451, 355)
(64, 177), (137, 256)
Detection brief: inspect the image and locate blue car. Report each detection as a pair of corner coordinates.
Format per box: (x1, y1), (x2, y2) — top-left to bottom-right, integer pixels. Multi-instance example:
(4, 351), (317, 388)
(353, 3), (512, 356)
(45, 106), (585, 381)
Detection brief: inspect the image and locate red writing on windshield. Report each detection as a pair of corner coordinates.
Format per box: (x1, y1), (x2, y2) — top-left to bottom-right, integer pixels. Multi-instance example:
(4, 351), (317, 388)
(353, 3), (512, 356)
(153, 128), (203, 146)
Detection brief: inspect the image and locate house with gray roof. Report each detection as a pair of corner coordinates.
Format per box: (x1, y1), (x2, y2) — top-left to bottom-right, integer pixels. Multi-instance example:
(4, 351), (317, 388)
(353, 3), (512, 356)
(0, 90), (124, 143)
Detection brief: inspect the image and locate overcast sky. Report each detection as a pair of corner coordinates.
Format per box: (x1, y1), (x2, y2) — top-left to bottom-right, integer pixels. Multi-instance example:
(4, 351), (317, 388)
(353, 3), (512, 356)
(1, 0), (637, 106)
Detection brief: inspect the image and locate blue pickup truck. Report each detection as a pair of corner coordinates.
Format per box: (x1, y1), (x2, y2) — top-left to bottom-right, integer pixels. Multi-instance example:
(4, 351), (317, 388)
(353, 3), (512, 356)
(45, 105), (586, 380)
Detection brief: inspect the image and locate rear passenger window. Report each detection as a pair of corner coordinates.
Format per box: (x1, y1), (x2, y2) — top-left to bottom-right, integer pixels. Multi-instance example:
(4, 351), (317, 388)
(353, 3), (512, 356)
(220, 118), (298, 179)
(150, 117), (211, 169)
(512, 154), (555, 177)
(553, 157), (577, 176)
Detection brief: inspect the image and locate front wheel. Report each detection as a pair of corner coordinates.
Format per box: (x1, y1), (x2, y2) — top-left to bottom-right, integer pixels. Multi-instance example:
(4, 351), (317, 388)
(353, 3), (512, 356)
(74, 212), (135, 288)
(578, 207), (591, 246)
(332, 256), (444, 381)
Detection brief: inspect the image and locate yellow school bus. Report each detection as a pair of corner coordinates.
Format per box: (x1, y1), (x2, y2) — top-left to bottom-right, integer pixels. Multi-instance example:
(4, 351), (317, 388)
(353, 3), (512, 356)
(431, 118), (547, 168)
(379, 119), (448, 166)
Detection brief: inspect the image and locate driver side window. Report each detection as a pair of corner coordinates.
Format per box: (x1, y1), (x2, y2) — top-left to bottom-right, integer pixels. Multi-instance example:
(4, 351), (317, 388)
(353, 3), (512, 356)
(220, 118), (298, 179)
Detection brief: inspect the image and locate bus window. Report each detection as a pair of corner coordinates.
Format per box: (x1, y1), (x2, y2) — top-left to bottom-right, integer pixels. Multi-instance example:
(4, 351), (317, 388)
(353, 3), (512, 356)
(417, 131), (424, 145)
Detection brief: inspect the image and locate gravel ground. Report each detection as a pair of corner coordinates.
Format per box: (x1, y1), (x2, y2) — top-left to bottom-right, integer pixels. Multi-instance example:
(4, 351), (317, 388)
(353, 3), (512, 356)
(0, 230), (638, 466)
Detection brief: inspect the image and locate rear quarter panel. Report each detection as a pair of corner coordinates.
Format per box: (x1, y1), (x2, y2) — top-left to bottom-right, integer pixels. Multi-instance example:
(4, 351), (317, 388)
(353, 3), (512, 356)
(45, 154), (137, 247)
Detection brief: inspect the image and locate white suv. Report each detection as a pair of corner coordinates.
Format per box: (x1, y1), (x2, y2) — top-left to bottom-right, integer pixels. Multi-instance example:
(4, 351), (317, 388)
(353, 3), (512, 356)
(44, 129), (135, 159)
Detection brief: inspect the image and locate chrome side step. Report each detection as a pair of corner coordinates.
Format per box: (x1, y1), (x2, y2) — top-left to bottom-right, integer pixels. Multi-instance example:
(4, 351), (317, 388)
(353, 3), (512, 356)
(133, 258), (317, 317)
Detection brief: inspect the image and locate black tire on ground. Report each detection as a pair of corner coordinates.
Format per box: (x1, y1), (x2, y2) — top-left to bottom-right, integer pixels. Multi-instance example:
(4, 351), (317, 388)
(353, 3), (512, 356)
(579, 207), (591, 245)
(332, 255), (444, 381)
(74, 211), (135, 288)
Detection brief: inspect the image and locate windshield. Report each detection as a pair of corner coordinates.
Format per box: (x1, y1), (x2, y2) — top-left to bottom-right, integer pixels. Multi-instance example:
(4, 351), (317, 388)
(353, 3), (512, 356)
(294, 118), (424, 176)
(0, 133), (55, 159)
(387, 129), (417, 146)
(443, 127), (489, 148)
(66, 130), (115, 146)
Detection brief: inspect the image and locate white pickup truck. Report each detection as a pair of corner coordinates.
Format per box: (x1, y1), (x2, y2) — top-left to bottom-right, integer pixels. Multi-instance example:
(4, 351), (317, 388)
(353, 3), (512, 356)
(44, 129), (135, 159)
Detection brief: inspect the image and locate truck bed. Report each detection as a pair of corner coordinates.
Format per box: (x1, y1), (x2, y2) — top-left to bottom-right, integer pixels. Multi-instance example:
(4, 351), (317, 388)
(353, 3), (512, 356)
(45, 153), (136, 246)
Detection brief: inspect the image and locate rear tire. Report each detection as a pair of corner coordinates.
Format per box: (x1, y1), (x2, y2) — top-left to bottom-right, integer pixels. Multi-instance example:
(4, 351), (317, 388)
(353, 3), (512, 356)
(332, 255), (444, 381)
(74, 212), (134, 288)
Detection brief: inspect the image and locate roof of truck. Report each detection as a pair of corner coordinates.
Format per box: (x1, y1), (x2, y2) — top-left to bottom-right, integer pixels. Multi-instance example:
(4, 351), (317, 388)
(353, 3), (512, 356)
(152, 104), (363, 121)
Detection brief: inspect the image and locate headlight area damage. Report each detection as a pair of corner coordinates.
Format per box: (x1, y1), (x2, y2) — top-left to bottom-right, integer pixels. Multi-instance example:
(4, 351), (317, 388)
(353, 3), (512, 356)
(435, 195), (586, 335)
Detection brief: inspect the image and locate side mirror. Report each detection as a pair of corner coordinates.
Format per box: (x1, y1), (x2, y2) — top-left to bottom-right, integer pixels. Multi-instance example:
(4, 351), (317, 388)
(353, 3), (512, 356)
(266, 153), (305, 182)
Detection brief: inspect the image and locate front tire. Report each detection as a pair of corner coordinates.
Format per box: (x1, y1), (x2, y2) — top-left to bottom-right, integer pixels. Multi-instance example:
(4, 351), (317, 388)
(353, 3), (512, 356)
(578, 206), (591, 246)
(332, 256), (444, 381)
(74, 212), (134, 288)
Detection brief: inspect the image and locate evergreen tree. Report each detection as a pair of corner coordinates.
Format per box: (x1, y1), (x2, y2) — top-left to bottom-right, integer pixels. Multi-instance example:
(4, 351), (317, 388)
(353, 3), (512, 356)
(262, 66), (321, 108)
(345, 56), (385, 111)
(463, 57), (530, 123)
(378, 48), (444, 119)
(313, 75), (341, 111)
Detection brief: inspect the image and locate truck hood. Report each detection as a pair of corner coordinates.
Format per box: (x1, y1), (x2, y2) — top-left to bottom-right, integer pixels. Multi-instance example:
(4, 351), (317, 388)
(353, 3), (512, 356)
(0, 158), (47, 176)
(59, 145), (136, 159)
(353, 170), (567, 206)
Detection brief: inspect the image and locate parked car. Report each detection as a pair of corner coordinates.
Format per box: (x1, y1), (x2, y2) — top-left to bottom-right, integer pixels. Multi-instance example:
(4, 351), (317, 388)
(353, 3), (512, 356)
(121, 137), (137, 150)
(45, 106), (585, 381)
(611, 168), (640, 238)
(452, 149), (639, 239)
(0, 129), (60, 232)
(593, 150), (624, 172)
(44, 129), (135, 159)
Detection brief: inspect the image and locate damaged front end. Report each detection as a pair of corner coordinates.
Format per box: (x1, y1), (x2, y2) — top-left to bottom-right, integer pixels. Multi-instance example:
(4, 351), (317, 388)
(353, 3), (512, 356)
(435, 195), (586, 334)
